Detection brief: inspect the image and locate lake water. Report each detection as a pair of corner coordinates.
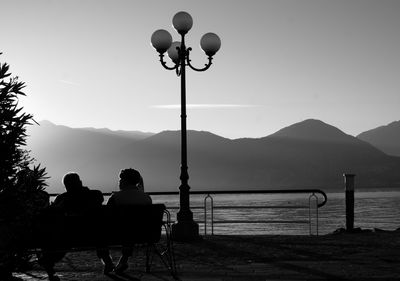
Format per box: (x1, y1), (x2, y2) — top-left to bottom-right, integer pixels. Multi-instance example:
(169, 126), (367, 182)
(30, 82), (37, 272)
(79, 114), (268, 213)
(147, 190), (400, 235)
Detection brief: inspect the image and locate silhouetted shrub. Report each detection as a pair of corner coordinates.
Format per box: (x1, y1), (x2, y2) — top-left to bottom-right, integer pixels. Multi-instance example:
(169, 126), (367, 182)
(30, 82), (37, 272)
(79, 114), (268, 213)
(0, 53), (48, 280)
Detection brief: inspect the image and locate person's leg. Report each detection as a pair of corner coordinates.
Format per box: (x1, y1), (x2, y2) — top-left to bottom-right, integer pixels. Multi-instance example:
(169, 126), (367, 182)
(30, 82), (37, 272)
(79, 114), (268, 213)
(38, 250), (65, 281)
(96, 247), (115, 274)
(115, 245), (133, 273)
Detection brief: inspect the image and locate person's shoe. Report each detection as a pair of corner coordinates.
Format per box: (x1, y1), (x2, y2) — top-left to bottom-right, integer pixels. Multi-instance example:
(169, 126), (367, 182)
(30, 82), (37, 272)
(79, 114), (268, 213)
(103, 262), (116, 275)
(48, 274), (60, 281)
(114, 262), (128, 274)
(4, 276), (24, 281)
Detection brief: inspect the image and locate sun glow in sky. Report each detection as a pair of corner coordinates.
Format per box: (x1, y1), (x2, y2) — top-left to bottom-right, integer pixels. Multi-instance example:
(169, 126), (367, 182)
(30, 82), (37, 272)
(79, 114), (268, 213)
(2, 0), (400, 139)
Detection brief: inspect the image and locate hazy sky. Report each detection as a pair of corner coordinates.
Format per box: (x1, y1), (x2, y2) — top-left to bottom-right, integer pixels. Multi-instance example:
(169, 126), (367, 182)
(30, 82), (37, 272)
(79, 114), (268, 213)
(2, 0), (400, 139)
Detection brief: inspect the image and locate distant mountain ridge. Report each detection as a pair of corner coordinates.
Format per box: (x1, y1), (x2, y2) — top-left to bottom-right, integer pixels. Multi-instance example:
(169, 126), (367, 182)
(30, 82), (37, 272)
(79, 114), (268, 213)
(271, 119), (358, 143)
(81, 127), (154, 140)
(26, 119), (400, 193)
(38, 120), (155, 140)
(357, 121), (400, 157)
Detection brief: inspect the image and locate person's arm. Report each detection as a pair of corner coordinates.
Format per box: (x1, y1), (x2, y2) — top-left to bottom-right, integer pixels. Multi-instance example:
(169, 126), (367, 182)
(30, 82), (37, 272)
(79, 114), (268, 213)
(106, 194), (116, 206)
(94, 190), (104, 205)
(52, 194), (64, 208)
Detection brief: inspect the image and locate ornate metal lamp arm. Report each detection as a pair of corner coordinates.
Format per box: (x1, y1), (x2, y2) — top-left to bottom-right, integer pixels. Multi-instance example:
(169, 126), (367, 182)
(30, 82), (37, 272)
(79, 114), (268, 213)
(159, 53), (179, 71)
(186, 47), (213, 72)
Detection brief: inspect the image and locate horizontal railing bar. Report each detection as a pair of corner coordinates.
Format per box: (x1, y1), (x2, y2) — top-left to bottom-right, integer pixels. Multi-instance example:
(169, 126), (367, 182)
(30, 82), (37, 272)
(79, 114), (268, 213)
(212, 205), (309, 209)
(163, 220), (310, 224)
(212, 220), (310, 224)
(165, 207), (203, 209)
(165, 205), (309, 210)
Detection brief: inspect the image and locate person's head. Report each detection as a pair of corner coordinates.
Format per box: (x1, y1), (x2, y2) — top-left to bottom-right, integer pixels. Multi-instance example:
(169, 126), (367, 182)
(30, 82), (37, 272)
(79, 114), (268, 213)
(62, 172), (83, 192)
(119, 168), (142, 190)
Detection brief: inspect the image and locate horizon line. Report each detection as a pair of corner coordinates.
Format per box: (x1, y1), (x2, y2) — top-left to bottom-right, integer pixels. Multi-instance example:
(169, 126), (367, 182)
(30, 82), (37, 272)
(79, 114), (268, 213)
(150, 104), (261, 109)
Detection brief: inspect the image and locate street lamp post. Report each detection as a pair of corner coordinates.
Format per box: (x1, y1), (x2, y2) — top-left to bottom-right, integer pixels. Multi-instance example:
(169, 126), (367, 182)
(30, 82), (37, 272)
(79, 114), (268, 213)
(151, 11), (221, 241)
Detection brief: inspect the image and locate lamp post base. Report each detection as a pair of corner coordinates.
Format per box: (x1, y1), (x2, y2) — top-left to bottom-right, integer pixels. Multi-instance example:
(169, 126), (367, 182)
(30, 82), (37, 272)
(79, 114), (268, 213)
(171, 220), (200, 242)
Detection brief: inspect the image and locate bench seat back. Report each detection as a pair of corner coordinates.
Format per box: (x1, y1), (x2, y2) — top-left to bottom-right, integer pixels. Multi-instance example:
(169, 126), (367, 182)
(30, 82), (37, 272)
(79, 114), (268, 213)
(32, 204), (166, 249)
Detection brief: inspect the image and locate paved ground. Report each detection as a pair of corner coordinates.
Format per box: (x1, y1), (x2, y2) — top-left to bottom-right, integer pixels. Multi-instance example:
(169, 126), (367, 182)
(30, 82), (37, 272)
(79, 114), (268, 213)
(14, 230), (400, 281)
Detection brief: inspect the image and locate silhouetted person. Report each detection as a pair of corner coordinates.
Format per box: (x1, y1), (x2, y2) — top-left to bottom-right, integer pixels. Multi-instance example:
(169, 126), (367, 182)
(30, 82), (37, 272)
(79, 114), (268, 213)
(98, 168), (152, 274)
(52, 172), (103, 210)
(39, 172), (103, 281)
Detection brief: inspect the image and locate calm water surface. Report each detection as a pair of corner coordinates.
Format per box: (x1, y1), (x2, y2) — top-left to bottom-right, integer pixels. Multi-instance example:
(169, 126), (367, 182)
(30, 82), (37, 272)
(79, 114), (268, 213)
(148, 190), (400, 235)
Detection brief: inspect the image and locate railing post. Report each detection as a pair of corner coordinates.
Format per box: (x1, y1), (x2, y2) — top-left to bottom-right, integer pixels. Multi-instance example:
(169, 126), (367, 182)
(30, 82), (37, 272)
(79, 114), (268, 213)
(203, 194), (213, 236)
(204, 194), (208, 235)
(344, 174), (355, 232)
(308, 192), (319, 236)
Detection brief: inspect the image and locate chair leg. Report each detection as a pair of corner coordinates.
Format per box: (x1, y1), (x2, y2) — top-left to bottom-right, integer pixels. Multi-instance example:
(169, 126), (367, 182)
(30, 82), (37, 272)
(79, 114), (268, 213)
(164, 223), (177, 276)
(145, 244), (154, 273)
(152, 245), (178, 279)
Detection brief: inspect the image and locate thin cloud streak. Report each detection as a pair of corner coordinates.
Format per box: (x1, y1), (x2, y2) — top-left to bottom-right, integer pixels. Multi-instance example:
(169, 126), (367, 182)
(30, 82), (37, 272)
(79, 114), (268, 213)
(151, 104), (261, 109)
(59, 79), (80, 86)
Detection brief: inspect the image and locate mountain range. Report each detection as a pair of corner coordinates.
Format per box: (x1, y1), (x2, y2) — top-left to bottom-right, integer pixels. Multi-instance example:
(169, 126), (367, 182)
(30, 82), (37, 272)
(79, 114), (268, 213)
(357, 121), (400, 157)
(26, 119), (400, 193)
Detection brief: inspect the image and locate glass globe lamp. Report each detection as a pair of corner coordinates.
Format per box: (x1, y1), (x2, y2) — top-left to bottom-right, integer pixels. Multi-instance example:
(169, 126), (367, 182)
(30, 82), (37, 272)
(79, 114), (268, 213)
(151, 29), (173, 54)
(172, 11), (193, 35)
(200, 33), (221, 57)
(167, 41), (181, 64)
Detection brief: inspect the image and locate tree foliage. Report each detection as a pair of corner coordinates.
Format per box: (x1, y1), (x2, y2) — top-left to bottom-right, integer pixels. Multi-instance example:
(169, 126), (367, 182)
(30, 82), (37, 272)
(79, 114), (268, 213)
(0, 53), (47, 194)
(0, 53), (48, 279)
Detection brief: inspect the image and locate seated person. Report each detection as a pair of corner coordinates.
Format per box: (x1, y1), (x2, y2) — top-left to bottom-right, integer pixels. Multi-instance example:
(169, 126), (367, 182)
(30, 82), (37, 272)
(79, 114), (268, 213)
(107, 168), (151, 206)
(52, 173), (103, 212)
(39, 172), (104, 281)
(98, 168), (152, 274)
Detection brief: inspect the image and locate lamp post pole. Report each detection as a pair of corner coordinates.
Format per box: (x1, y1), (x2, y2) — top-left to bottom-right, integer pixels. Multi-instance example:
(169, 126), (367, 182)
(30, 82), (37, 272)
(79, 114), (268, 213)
(177, 33), (193, 229)
(151, 11), (221, 241)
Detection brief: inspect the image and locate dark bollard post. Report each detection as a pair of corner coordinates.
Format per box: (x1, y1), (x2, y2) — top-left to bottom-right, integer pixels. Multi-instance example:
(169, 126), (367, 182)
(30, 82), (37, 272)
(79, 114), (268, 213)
(344, 174), (355, 231)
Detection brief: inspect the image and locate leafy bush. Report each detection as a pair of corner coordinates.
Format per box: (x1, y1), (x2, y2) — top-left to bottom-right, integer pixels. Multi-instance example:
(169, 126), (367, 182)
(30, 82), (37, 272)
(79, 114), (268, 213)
(0, 53), (48, 279)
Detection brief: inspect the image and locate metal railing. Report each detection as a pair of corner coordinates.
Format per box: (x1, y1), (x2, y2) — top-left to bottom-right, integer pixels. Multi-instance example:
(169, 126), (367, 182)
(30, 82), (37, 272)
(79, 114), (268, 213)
(50, 189), (327, 236)
(200, 189), (326, 235)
